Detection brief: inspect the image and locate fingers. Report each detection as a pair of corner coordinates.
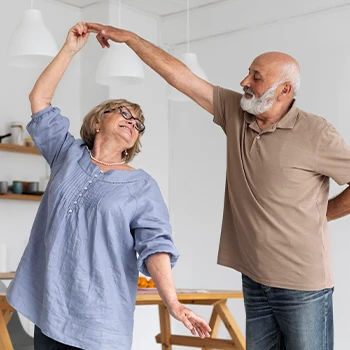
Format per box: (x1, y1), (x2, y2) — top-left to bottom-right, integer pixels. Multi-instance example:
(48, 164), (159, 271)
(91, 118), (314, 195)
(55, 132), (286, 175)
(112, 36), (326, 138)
(86, 22), (111, 48)
(183, 319), (208, 339)
(179, 308), (211, 339)
(72, 22), (88, 36)
(187, 315), (212, 338)
(86, 22), (104, 33)
(86, 22), (126, 47)
(96, 33), (110, 49)
(181, 314), (196, 333)
(65, 22), (90, 52)
(96, 33), (105, 48)
(77, 22), (87, 35)
(101, 31), (111, 48)
(82, 32), (90, 40)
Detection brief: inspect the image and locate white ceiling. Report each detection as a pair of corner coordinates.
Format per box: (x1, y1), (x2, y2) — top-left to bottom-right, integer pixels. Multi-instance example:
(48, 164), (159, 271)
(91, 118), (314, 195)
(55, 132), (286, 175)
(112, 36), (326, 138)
(53, 0), (225, 16)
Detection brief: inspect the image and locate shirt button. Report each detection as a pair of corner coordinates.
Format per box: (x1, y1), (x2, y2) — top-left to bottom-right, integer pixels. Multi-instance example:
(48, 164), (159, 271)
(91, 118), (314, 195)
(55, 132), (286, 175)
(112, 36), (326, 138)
(94, 174), (98, 178)
(84, 187), (88, 190)
(79, 193), (83, 197)
(256, 135), (261, 140)
(100, 170), (103, 173)
(68, 209), (73, 213)
(74, 201), (77, 205)
(89, 180), (92, 184)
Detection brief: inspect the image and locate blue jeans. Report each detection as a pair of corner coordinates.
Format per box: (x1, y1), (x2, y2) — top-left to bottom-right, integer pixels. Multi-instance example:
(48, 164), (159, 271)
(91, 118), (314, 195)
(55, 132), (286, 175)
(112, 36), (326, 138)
(242, 274), (334, 350)
(34, 326), (82, 350)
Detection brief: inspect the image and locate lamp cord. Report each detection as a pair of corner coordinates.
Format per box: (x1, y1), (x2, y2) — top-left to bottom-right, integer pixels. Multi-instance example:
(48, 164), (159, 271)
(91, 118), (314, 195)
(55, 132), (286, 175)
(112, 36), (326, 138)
(118, 0), (122, 28)
(187, 0), (190, 53)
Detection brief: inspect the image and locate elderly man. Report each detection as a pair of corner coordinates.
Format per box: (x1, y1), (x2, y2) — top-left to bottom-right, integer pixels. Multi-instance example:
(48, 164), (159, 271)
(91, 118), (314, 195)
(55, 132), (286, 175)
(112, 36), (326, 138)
(87, 23), (350, 350)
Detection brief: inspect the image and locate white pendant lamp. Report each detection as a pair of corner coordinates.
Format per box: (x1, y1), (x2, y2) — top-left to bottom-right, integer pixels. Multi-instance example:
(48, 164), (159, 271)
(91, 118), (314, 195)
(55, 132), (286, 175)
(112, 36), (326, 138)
(8, 1), (58, 68)
(95, 0), (144, 87)
(169, 0), (208, 102)
(96, 42), (145, 86)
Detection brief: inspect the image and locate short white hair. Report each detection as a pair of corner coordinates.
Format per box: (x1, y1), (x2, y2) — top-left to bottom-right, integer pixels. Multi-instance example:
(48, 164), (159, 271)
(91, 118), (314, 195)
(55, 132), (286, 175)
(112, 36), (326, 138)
(278, 62), (301, 97)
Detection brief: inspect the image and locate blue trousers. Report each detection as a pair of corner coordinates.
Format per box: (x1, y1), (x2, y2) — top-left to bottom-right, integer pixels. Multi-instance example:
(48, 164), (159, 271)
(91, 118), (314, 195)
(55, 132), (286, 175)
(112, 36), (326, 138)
(242, 274), (334, 350)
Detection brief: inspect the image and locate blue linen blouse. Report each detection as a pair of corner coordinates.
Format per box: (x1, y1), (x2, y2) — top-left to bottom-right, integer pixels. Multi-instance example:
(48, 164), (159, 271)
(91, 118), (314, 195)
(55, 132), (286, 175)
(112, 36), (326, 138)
(6, 105), (179, 349)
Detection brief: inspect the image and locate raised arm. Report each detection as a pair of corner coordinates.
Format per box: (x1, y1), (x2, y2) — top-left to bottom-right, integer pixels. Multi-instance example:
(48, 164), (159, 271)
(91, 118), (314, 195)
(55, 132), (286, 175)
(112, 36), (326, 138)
(86, 23), (214, 115)
(29, 22), (90, 114)
(146, 253), (211, 338)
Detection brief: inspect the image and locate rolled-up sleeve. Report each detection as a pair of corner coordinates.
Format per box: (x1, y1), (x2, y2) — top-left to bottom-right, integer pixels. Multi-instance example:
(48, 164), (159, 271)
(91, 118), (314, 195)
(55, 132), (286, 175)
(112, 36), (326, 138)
(27, 105), (75, 169)
(130, 178), (179, 276)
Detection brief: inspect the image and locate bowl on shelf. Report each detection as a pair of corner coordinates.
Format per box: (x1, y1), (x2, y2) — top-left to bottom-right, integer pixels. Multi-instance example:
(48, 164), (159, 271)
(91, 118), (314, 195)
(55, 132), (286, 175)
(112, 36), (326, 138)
(24, 137), (35, 147)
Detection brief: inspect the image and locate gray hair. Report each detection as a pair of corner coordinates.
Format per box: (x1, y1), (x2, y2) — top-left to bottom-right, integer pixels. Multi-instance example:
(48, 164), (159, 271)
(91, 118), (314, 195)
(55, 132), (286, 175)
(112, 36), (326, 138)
(278, 62), (301, 97)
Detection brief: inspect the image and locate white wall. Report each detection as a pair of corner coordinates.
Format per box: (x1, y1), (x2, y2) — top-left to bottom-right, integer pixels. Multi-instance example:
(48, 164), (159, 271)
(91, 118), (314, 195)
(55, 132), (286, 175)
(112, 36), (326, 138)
(164, 2), (350, 349)
(0, 0), (81, 337)
(0, 1), (81, 272)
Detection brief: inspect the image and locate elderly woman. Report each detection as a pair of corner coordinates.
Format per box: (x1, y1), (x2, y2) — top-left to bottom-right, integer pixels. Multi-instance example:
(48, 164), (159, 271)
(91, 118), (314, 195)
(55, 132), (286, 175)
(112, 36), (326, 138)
(6, 22), (211, 349)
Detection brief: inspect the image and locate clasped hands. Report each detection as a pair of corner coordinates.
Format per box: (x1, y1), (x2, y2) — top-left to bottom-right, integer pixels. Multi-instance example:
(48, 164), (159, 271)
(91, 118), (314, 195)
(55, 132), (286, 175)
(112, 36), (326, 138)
(63, 22), (131, 54)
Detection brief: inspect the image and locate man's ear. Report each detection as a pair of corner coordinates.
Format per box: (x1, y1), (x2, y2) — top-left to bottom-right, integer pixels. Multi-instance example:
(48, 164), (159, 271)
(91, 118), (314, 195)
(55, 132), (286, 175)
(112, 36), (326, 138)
(278, 83), (292, 100)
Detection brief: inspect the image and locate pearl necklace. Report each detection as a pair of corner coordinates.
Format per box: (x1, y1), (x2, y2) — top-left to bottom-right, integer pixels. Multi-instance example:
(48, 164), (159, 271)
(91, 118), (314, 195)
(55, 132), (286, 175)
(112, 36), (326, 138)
(86, 146), (125, 166)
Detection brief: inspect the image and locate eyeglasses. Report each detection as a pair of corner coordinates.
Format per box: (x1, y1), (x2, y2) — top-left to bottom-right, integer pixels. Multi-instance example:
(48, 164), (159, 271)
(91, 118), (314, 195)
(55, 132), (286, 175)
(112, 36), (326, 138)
(104, 106), (145, 132)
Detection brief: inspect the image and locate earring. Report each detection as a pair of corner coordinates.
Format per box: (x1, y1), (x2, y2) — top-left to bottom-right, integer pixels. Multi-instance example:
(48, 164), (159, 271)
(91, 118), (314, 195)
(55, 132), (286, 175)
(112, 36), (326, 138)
(124, 150), (128, 158)
(96, 129), (100, 133)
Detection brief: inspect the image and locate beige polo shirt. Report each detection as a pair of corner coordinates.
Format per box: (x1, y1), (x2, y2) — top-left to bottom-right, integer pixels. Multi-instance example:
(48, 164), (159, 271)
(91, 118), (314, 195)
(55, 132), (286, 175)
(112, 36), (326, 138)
(213, 86), (350, 291)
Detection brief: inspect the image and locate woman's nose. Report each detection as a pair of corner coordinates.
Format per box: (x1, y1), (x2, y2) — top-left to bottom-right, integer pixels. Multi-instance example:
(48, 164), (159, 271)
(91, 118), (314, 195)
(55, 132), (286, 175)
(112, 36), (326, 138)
(127, 119), (136, 127)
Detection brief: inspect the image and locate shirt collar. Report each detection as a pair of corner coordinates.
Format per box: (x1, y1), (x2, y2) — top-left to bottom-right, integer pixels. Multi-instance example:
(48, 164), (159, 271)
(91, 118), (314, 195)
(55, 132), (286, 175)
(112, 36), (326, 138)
(244, 99), (299, 131)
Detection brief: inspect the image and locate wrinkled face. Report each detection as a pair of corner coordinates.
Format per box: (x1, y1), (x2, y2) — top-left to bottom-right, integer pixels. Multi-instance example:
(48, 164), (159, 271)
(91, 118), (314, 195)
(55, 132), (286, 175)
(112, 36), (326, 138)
(239, 58), (281, 115)
(98, 106), (141, 148)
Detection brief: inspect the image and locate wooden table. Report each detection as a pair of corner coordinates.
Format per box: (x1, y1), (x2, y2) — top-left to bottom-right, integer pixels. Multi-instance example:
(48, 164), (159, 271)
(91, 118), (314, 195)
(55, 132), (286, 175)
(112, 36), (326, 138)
(0, 272), (245, 350)
(0, 274), (15, 280)
(0, 293), (14, 350)
(136, 289), (245, 350)
(0, 273), (16, 349)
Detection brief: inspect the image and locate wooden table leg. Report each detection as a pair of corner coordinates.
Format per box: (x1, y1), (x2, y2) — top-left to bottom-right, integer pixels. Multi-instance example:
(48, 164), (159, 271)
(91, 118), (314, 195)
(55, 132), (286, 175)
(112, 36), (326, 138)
(202, 303), (222, 350)
(215, 302), (245, 350)
(158, 304), (172, 350)
(0, 312), (13, 350)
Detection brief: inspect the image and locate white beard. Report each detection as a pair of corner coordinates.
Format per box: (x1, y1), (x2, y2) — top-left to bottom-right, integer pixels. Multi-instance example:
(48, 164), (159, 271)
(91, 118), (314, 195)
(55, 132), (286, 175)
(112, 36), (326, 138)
(240, 85), (277, 115)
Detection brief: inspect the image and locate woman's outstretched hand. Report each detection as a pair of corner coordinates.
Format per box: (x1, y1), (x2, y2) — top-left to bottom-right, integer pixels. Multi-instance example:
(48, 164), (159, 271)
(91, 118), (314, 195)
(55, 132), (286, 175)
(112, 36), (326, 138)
(167, 301), (211, 338)
(64, 22), (90, 54)
(86, 23), (130, 49)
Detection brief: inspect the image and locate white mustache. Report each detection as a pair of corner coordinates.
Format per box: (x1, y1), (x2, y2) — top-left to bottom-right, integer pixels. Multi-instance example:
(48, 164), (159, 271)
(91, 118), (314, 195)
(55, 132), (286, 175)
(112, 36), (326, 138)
(243, 87), (254, 96)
